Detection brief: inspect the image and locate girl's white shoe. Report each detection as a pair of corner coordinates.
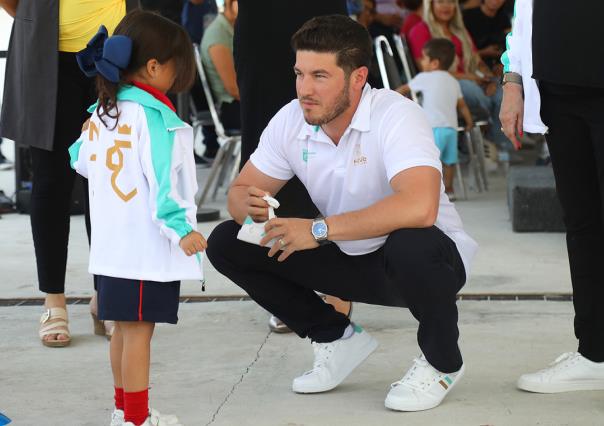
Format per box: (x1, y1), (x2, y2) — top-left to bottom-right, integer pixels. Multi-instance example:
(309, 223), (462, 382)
(122, 408), (182, 426)
(110, 409), (124, 426)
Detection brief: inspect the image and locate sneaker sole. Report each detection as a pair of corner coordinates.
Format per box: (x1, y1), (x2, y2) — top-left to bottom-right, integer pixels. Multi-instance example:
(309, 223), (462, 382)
(517, 378), (604, 394)
(292, 334), (378, 394)
(384, 364), (465, 412)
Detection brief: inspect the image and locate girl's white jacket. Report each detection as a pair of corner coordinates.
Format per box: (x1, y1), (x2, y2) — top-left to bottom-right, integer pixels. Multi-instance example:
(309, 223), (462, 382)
(500, 0), (548, 135)
(69, 86), (203, 282)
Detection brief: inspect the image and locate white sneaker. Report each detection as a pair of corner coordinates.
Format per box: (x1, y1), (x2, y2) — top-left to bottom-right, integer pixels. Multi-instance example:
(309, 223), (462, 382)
(517, 352), (604, 393)
(122, 408), (182, 426)
(110, 408), (124, 426)
(292, 324), (378, 394)
(385, 355), (465, 412)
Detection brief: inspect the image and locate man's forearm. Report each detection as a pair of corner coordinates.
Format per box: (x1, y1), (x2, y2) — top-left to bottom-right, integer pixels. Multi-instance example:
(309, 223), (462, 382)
(0, 0), (18, 16)
(326, 192), (438, 242)
(227, 186), (250, 225)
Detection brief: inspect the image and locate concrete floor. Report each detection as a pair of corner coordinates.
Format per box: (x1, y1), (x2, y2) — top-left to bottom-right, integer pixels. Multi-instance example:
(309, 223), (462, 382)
(1, 301), (602, 426)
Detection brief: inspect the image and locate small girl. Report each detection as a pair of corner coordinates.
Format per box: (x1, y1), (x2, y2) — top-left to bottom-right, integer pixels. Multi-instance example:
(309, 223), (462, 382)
(70, 11), (206, 426)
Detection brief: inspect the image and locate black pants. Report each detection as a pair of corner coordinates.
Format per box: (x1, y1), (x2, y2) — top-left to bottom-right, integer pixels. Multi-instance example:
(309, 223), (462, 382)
(220, 100), (241, 131)
(207, 221), (466, 373)
(30, 52), (95, 294)
(541, 82), (604, 362)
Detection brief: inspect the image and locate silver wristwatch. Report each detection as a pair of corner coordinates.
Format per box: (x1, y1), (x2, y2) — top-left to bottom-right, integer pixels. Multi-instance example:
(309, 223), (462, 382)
(502, 72), (523, 86)
(311, 217), (329, 244)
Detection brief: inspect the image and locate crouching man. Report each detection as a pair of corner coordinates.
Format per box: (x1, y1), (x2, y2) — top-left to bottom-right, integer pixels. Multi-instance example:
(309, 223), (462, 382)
(206, 15), (478, 411)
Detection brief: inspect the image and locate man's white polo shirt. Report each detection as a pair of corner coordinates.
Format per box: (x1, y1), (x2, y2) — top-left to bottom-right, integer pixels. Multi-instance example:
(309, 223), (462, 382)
(250, 85), (478, 276)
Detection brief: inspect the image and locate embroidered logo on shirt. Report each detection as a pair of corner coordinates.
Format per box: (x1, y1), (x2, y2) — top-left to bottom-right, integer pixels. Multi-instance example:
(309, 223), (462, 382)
(302, 148), (317, 163)
(353, 142), (367, 166)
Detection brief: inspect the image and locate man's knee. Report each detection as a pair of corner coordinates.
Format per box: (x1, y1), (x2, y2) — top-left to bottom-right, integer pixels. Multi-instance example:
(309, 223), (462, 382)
(385, 227), (464, 294)
(384, 227), (448, 276)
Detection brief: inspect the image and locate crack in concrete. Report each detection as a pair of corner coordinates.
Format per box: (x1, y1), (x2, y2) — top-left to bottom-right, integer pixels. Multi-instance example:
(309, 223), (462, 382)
(206, 330), (272, 425)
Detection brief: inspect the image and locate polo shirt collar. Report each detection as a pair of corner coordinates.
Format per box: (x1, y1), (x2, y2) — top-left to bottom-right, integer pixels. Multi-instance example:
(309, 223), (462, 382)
(296, 84), (373, 141)
(349, 84), (372, 132)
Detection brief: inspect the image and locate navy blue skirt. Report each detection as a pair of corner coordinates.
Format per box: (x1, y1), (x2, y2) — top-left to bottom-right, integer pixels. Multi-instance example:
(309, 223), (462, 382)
(97, 275), (180, 324)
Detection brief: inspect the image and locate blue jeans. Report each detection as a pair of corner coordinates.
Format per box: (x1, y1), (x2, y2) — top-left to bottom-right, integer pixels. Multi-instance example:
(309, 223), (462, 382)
(459, 79), (511, 150)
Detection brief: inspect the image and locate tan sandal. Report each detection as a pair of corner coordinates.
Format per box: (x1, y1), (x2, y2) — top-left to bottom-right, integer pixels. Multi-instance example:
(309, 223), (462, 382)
(91, 312), (114, 340)
(39, 307), (71, 347)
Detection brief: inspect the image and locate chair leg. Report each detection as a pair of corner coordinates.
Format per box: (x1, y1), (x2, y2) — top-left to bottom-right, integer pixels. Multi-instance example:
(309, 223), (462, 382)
(197, 138), (232, 208)
(464, 130), (483, 192)
(212, 138), (237, 201)
(455, 162), (467, 200)
(225, 146), (241, 195)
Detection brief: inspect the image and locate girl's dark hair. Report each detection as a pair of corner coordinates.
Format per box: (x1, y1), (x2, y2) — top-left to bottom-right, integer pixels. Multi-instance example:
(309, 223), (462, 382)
(96, 10), (196, 125)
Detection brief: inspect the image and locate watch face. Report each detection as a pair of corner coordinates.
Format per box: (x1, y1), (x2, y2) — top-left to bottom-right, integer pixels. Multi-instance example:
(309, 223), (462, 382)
(312, 222), (328, 238)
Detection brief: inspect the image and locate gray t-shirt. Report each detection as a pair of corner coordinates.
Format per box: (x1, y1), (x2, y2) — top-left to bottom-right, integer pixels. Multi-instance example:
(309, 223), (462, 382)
(200, 14), (234, 105)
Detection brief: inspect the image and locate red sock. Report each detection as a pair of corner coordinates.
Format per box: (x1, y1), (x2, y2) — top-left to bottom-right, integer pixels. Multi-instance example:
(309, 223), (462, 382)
(124, 389), (149, 425)
(114, 387), (124, 410)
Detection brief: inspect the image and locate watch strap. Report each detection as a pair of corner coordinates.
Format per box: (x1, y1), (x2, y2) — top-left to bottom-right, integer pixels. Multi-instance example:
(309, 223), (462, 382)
(502, 72), (522, 86)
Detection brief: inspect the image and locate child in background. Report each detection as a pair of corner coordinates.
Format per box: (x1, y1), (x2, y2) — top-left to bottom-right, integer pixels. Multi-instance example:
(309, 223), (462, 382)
(397, 38), (473, 201)
(70, 11), (206, 426)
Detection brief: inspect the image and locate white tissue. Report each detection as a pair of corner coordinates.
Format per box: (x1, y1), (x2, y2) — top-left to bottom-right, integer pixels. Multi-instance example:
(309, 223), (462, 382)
(236, 195), (280, 248)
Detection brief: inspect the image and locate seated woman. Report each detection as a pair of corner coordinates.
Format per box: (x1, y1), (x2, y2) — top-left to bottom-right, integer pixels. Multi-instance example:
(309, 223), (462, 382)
(200, 0), (240, 130)
(462, 0), (511, 72)
(408, 0), (510, 153)
(400, 0), (423, 39)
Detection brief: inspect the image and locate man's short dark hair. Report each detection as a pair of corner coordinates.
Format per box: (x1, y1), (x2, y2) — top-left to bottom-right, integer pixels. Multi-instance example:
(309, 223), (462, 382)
(423, 38), (456, 70)
(291, 15), (373, 75)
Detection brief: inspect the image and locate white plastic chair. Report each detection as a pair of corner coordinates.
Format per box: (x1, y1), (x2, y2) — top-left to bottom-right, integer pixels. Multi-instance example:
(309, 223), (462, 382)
(193, 44), (241, 207)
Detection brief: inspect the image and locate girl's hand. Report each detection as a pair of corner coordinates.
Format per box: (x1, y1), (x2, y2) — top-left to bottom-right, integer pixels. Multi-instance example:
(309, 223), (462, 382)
(179, 231), (208, 256)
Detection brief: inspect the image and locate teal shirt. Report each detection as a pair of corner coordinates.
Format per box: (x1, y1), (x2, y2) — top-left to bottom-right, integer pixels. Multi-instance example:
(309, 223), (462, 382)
(200, 14), (234, 105)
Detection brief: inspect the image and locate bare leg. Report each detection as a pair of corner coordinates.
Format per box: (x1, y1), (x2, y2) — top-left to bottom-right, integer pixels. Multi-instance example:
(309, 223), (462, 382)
(443, 164), (455, 194)
(119, 321), (155, 392)
(324, 295), (352, 316)
(110, 323), (124, 388)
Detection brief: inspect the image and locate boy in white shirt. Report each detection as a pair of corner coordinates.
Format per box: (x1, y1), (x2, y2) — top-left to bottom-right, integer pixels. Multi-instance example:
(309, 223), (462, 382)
(398, 38), (473, 200)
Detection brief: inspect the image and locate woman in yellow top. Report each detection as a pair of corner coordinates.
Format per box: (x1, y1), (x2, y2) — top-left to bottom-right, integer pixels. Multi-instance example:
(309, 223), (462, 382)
(0, 0), (137, 348)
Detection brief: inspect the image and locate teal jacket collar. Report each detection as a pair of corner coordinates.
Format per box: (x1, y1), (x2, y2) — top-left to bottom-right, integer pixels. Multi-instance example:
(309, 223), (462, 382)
(87, 85), (188, 131)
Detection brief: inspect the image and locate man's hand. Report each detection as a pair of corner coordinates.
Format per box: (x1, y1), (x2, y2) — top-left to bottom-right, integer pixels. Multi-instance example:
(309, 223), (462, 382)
(260, 218), (319, 262)
(81, 118), (90, 132)
(179, 231), (207, 256)
(246, 186), (271, 222)
(499, 83), (524, 150)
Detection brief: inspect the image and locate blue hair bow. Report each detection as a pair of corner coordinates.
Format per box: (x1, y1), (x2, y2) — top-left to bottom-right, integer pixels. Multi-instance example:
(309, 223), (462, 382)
(76, 25), (133, 83)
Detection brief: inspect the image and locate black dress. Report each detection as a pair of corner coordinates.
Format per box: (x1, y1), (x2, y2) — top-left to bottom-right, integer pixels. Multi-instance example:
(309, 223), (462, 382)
(234, 0), (347, 218)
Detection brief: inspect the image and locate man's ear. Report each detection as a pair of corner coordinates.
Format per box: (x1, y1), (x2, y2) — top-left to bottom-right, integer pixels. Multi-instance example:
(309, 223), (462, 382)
(352, 66), (369, 89)
(146, 59), (160, 78)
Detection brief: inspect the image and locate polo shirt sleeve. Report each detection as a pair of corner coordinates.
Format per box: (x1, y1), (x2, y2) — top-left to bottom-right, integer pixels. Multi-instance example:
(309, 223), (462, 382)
(249, 105), (296, 181)
(380, 100), (442, 181)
